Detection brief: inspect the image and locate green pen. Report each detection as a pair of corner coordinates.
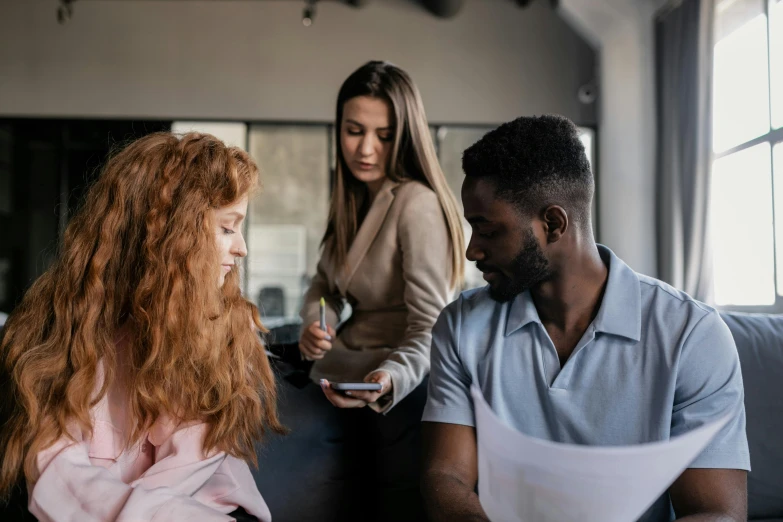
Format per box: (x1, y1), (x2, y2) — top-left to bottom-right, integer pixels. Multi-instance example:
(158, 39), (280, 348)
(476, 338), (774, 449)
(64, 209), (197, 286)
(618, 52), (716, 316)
(319, 297), (327, 332)
(303, 297), (328, 363)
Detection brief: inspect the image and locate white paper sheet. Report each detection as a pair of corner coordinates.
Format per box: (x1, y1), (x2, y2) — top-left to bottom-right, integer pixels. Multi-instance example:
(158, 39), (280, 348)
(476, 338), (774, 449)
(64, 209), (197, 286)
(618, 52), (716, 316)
(471, 385), (734, 522)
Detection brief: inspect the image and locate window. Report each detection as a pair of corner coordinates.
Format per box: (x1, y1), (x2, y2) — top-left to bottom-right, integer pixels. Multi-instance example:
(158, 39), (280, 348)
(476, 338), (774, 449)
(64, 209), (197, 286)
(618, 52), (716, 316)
(246, 124), (330, 326)
(171, 121), (596, 324)
(711, 0), (783, 309)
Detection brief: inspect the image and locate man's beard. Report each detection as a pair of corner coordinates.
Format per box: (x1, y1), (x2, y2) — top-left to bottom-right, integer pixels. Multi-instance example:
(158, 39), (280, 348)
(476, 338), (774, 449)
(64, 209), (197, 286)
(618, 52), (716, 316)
(484, 229), (552, 303)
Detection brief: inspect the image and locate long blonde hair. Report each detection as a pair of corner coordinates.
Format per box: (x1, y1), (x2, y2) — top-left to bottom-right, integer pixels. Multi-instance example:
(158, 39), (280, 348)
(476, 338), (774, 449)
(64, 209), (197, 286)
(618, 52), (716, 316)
(0, 132), (284, 497)
(325, 60), (465, 288)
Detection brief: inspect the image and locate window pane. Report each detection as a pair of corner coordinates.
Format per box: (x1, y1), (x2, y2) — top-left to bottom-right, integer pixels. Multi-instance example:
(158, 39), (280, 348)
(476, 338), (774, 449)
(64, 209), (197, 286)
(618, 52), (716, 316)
(247, 125), (329, 324)
(171, 121), (247, 150)
(713, 7), (770, 152)
(775, 142), (783, 294)
(437, 126), (494, 291)
(711, 143), (775, 305)
(578, 128), (597, 240)
(771, 0), (783, 129)
(715, 0), (764, 39)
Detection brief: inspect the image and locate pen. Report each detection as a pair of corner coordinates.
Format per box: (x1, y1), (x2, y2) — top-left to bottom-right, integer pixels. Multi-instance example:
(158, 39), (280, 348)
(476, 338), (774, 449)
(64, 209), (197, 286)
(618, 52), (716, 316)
(303, 297), (327, 362)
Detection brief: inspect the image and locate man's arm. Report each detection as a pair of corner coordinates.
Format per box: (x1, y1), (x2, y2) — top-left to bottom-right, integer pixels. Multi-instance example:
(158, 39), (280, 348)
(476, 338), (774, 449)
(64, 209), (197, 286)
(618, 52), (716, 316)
(421, 421), (489, 522)
(670, 468), (747, 521)
(668, 311), (750, 521)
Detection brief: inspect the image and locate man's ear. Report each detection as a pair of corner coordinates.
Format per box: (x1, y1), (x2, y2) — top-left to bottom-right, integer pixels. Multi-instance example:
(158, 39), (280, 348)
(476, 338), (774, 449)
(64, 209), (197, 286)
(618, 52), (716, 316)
(542, 205), (568, 244)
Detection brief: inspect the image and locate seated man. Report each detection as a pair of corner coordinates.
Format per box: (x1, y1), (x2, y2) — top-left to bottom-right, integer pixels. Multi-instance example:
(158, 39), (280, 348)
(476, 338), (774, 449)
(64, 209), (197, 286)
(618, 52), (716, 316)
(421, 115), (749, 522)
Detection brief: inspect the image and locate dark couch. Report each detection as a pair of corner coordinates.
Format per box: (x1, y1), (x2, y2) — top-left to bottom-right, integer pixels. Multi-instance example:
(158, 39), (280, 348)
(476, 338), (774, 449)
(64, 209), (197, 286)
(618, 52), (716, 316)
(254, 313), (783, 522)
(720, 312), (783, 522)
(2, 312), (781, 521)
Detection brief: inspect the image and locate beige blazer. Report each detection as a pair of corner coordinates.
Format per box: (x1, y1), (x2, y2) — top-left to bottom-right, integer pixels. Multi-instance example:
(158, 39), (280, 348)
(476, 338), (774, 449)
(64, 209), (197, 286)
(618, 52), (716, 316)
(300, 178), (455, 413)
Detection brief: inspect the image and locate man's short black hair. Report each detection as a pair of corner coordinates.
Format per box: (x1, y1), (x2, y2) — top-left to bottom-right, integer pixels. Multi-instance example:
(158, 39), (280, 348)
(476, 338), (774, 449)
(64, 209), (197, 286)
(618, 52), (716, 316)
(462, 114), (594, 230)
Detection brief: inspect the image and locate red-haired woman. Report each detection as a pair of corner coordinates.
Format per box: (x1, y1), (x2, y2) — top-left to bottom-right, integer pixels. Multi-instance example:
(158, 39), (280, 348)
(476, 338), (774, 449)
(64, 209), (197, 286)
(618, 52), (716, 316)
(0, 133), (284, 521)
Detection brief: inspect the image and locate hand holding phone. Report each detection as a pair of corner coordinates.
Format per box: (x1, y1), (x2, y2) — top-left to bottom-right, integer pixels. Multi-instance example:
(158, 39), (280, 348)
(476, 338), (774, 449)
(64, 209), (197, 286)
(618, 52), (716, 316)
(319, 371), (392, 409)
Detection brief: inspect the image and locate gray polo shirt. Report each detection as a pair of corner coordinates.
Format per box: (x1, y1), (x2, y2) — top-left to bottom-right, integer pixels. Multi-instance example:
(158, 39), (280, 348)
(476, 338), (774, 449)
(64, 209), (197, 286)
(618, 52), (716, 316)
(422, 245), (750, 522)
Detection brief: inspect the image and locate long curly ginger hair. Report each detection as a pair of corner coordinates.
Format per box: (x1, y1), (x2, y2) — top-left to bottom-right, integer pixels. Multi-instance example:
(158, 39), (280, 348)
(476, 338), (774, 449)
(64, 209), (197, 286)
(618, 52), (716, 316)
(0, 132), (284, 497)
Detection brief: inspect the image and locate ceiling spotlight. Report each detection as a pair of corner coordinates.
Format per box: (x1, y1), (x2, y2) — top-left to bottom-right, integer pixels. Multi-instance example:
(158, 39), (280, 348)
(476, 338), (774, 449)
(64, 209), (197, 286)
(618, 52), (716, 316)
(302, 0), (317, 27)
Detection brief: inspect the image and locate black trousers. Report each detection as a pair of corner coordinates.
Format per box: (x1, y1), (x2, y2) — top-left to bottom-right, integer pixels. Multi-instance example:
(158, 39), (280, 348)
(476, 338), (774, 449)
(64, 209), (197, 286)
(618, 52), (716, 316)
(336, 377), (429, 522)
(256, 347), (430, 522)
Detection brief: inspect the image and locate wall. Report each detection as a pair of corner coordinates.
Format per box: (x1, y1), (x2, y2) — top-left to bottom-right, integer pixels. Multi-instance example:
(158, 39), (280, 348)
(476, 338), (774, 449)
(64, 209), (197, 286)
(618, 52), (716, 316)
(0, 0), (596, 126)
(559, 0), (659, 277)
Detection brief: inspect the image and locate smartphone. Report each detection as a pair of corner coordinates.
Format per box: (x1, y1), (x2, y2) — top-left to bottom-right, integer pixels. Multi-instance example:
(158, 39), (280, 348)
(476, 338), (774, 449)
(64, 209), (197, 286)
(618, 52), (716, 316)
(330, 382), (382, 391)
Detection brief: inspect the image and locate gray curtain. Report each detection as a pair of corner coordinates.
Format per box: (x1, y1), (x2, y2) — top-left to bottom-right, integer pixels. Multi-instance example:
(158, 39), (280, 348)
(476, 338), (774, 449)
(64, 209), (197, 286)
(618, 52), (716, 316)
(655, 0), (716, 303)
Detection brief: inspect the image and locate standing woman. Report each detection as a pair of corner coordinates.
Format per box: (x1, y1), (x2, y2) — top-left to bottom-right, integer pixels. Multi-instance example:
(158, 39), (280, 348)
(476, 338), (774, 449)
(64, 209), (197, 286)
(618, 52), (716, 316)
(0, 133), (284, 522)
(298, 61), (464, 521)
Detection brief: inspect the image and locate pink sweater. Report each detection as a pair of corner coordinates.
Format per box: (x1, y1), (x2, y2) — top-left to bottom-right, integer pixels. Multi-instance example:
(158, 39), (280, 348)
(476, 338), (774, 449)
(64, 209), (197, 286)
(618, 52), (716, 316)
(27, 362), (272, 522)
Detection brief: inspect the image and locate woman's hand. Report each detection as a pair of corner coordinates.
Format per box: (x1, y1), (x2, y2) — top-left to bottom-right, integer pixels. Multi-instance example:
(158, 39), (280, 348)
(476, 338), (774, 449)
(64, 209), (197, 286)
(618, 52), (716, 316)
(350, 371), (393, 404)
(319, 371), (393, 409)
(299, 321), (335, 360)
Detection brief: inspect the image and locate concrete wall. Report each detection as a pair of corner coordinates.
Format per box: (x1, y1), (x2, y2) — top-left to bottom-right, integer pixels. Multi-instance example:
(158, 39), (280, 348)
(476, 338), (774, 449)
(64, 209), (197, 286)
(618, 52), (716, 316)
(0, 0), (596, 126)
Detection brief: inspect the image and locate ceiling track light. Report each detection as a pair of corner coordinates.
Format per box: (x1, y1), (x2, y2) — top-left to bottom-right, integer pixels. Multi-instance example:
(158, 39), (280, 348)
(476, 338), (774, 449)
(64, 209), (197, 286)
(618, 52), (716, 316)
(302, 0), (317, 27)
(57, 0), (75, 24)
(513, 0), (558, 8)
